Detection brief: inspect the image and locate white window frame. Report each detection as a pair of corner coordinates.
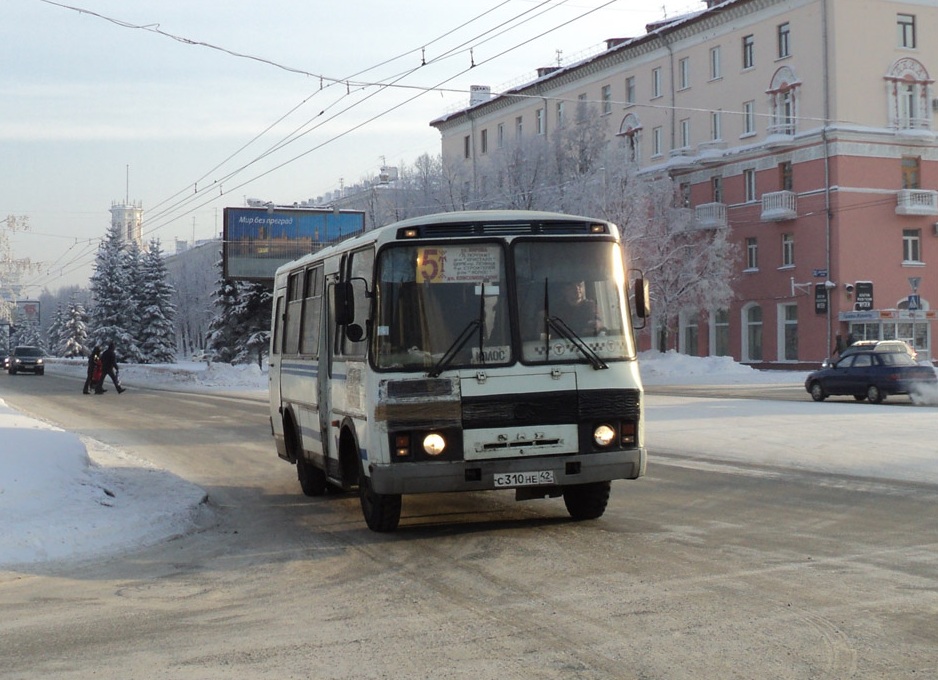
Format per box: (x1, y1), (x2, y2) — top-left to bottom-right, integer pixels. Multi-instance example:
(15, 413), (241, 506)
(652, 126), (663, 157)
(711, 111), (722, 141)
(743, 100), (756, 136)
(535, 108), (545, 135)
(601, 84), (612, 115)
(709, 308), (730, 357)
(556, 101), (565, 129)
(744, 168), (757, 202)
(709, 46), (721, 80)
(742, 302), (763, 363)
(898, 13), (916, 49)
(680, 118), (691, 148)
(742, 35), (755, 69)
(497, 123), (504, 149)
(625, 76), (636, 105)
(652, 67), (662, 98)
(903, 228), (922, 263)
(781, 233), (794, 268)
(679, 58), (690, 90)
(777, 303), (798, 362)
(777, 22), (790, 59)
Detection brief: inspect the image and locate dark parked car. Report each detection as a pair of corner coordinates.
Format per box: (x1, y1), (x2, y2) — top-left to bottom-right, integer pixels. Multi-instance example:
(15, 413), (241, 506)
(805, 350), (936, 403)
(7, 346), (45, 375)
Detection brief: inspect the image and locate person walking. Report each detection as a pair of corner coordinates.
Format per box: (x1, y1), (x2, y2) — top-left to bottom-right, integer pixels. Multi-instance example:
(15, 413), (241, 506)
(82, 346), (101, 394)
(97, 342), (126, 394)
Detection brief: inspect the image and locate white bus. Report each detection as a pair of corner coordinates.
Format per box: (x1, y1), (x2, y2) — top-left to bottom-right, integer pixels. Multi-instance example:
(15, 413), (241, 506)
(269, 210), (649, 531)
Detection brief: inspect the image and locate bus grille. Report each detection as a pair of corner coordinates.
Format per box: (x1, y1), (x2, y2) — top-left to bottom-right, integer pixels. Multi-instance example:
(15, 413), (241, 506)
(461, 389), (639, 429)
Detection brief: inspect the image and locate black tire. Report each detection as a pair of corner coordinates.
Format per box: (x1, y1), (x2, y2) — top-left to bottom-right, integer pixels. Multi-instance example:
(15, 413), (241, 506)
(8, 368), (15, 375)
(867, 384), (885, 404)
(297, 456), (327, 497)
(359, 465), (401, 532)
(563, 480), (611, 521)
(809, 381), (826, 402)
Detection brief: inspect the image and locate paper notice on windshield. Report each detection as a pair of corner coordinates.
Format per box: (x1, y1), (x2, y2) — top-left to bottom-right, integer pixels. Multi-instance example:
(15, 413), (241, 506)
(417, 246), (500, 284)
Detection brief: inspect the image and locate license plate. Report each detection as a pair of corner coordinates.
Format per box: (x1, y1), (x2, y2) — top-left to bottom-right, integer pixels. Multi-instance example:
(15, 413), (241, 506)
(493, 470), (555, 488)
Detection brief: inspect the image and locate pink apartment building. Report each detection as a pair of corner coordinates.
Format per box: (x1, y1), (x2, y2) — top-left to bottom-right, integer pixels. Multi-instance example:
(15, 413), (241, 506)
(430, 0), (938, 367)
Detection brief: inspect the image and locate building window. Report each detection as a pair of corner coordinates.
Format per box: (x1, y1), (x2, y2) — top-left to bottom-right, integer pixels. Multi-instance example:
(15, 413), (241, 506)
(780, 303), (798, 361)
(769, 66), (799, 136)
(886, 59), (930, 132)
(711, 308), (730, 356)
(903, 229), (922, 263)
(515, 116), (523, 139)
(680, 119), (691, 148)
(712, 175), (723, 203)
(711, 111), (722, 141)
(601, 85), (612, 115)
(780, 161), (793, 191)
(680, 311), (699, 356)
(781, 233), (794, 267)
(480, 129), (488, 154)
(652, 67), (662, 98)
(625, 76), (636, 104)
(710, 46), (721, 80)
(463, 135), (471, 159)
(652, 126), (663, 157)
(556, 101), (565, 129)
(536, 108), (545, 135)
(497, 123), (504, 148)
(743, 100), (756, 135)
(679, 58), (690, 90)
(898, 13), (916, 48)
(742, 35), (755, 69)
(744, 304), (763, 362)
(744, 168), (756, 202)
(777, 22), (790, 59)
(746, 237), (758, 270)
(902, 156), (921, 189)
(619, 113), (642, 164)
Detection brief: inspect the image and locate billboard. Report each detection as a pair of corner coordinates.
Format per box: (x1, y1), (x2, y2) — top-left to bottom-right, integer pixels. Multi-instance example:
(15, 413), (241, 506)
(223, 207), (365, 281)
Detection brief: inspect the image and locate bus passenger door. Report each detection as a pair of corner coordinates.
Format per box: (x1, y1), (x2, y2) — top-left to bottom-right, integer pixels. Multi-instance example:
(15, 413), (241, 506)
(318, 280), (335, 474)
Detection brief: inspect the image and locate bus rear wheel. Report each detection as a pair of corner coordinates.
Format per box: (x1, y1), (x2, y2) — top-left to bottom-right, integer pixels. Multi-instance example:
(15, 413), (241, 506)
(297, 456), (327, 496)
(563, 481), (611, 521)
(359, 467), (402, 532)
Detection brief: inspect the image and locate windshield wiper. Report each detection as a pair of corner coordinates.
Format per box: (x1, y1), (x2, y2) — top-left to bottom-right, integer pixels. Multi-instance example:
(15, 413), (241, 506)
(428, 320), (481, 378)
(547, 316), (608, 370)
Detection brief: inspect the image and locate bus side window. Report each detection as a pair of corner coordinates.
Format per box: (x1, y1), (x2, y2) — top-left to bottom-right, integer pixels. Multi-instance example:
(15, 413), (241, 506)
(300, 266), (323, 357)
(284, 271), (303, 355)
(272, 295), (284, 355)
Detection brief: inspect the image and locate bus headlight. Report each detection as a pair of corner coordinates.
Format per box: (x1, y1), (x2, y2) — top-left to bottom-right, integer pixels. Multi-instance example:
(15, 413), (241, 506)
(422, 433), (446, 456)
(593, 424), (616, 447)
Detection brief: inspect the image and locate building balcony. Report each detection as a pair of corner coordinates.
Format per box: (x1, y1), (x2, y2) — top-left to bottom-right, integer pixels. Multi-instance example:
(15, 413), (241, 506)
(761, 190), (797, 221)
(696, 140), (726, 165)
(666, 147), (698, 170)
(764, 123), (795, 148)
(896, 189), (938, 216)
(693, 202), (728, 229)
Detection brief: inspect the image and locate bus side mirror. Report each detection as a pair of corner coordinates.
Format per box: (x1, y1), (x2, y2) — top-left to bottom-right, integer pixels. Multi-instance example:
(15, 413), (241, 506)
(333, 282), (355, 326)
(633, 277), (650, 319)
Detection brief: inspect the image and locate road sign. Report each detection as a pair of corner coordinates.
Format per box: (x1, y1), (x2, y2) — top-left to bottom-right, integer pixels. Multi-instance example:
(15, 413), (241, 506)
(812, 268), (828, 278)
(908, 294), (921, 311)
(908, 276), (921, 291)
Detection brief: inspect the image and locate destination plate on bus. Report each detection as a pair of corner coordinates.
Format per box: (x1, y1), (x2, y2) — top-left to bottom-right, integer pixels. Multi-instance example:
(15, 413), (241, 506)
(493, 470), (554, 488)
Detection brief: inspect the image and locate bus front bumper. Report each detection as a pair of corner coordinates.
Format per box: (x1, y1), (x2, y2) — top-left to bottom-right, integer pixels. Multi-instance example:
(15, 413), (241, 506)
(368, 448), (646, 495)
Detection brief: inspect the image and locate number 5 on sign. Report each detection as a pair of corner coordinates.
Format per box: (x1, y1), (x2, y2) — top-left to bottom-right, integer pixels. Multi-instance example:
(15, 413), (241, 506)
(417, 248), (445, 283)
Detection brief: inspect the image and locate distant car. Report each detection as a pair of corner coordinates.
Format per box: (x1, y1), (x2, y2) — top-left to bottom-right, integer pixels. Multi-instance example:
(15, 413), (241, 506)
(805, 350), (936, 403)
(8, 346), (45, 375)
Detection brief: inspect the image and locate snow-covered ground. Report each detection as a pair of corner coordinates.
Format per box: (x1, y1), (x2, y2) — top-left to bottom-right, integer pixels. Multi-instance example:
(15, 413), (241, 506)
(2, 351), (937, 569)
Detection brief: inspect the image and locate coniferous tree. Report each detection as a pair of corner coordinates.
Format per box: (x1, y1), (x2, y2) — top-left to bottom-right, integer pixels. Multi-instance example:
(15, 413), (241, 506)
(137, 238), (176, 363)
(46, 302), (66, 356)
(11, 316), (43, 348)
(206, 255), (240, 363)
(61, 296), (89, 358)
(120, 239), (146, 363)
(231, 281), (272, 367)
(88, 223), (140, 362)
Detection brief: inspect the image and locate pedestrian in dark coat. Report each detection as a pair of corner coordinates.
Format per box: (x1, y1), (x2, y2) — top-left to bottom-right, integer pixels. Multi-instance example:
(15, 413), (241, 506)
(83, 346), (101, 394)
(97, 342), (125, 394)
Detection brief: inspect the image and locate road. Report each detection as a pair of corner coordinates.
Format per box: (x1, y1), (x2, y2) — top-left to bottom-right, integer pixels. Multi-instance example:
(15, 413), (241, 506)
(2, 372), (937, 679)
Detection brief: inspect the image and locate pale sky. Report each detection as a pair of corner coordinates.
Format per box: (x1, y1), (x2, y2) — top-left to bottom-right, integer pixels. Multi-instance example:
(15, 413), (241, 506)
(2, 0), (698, 294)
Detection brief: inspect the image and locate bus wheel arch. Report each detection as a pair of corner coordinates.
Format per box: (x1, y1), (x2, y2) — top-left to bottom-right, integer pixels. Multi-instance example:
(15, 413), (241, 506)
(340, 421), (401, 532)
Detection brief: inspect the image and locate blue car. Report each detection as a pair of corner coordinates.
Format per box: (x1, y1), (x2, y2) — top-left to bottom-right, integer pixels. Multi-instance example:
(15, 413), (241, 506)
(805, 350), (936, 403)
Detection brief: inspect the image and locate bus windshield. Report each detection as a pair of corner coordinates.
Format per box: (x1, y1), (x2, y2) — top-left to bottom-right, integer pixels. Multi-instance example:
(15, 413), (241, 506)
(373, 238), (633, 371)
(514, 240), (632, 364)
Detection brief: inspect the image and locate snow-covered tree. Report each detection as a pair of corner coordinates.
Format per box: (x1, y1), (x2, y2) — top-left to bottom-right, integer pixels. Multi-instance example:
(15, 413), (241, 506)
(45, 302), (66, 356)
(61, 296), (89, 358)
(206, 257), (242, 363)
(231, 281), (272, 367)
(11, 315), (43, 349)
(136, 238), (176, 364)
(88, 223), (140, 362)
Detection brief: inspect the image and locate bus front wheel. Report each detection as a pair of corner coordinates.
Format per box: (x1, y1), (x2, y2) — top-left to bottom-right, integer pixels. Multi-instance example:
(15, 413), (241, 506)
(562, 481), (611, 521)
(359, 466), (402, 532)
